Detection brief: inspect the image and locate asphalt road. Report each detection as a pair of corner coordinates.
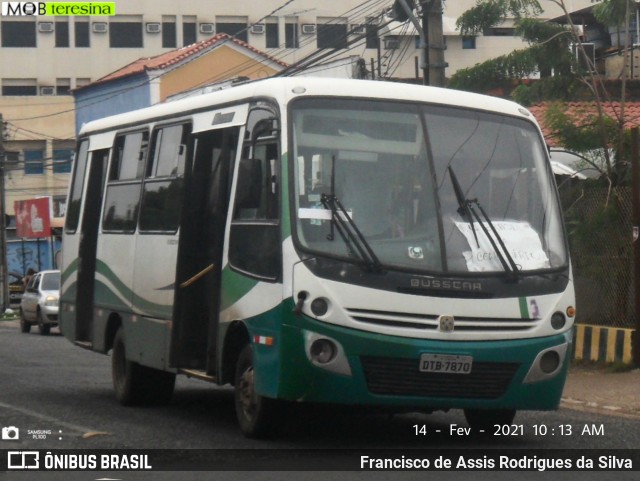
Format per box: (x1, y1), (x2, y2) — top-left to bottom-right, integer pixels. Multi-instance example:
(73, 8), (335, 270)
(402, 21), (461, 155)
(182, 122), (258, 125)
(1, 321), (639, 481)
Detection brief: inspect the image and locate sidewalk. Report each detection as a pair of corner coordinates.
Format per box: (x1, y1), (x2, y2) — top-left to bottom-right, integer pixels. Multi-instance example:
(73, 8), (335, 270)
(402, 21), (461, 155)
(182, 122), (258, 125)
(562, 363), (640, 418)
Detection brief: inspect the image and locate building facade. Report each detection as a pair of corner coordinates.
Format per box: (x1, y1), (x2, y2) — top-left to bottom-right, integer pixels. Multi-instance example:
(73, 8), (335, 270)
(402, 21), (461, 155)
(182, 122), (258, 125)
(0, 0), (593, 214)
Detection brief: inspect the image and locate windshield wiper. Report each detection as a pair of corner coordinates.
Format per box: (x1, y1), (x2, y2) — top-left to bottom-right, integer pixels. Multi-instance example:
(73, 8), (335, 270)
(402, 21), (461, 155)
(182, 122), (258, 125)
(448, 166), (479, 247)
(321, 192), (383, 273)
(448, 166), (520, 279)
(320, 155), (383, 273)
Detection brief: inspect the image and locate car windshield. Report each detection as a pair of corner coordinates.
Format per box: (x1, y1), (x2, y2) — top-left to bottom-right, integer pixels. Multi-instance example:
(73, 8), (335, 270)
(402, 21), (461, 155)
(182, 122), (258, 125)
(291, 98), (567, 275)
(41, 272), (60, 291)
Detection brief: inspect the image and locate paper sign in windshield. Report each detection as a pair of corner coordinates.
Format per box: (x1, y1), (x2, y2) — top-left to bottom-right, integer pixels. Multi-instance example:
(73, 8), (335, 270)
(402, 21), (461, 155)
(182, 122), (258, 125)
(298, 208), (352, 221)
(455, 221), (550, 272)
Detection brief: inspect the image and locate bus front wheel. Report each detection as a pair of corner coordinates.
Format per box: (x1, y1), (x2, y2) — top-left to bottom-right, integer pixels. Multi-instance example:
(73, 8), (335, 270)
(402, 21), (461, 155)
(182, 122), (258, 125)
(111, 327), (176, 406)
(234, 344), (283, 438)
(464, 408), (516, 432)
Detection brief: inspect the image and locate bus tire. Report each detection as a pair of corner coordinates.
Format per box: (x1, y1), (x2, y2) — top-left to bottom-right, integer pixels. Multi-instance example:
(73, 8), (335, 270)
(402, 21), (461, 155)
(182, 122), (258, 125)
(464, 408), (516, 432)
(234, 344), (283, 438)
(112, 327), (176, 406)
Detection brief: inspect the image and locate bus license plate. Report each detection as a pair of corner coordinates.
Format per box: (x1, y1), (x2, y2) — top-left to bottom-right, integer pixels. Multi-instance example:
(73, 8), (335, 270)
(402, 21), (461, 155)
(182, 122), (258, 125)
(419, 354), (472, 374)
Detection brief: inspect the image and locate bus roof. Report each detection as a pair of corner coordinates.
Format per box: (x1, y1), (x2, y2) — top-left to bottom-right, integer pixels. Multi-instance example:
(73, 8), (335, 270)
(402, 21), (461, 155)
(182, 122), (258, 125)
(79, 77), (535, 136)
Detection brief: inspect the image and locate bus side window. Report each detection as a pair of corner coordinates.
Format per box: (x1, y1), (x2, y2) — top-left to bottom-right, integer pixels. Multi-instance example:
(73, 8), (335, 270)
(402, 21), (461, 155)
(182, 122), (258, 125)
(228, 107), (281, 281)
(65, 139), (89, 233)
(139, 124), (190, 232)
(102, 130), (148, 233)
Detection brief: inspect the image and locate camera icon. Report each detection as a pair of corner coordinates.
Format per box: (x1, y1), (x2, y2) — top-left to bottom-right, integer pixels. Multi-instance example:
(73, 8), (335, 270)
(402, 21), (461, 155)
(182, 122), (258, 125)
(2, 426), (20, 440)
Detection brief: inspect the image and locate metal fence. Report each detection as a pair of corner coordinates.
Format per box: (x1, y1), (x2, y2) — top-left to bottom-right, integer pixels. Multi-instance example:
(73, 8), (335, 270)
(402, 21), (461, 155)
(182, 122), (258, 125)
(558, 180), (635, 328)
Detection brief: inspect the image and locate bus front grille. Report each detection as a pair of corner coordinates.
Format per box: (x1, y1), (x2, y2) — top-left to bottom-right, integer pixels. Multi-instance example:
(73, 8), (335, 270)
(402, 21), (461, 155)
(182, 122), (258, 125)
(347, 308), (537, 331)
(360, 356), (520, 399)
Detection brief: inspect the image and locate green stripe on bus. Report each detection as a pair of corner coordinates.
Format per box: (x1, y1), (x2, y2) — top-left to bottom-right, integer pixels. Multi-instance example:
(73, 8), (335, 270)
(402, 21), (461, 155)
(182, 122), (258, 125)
(280, 152), (291, 238)
(518, 297), (529, 319)
(220, 266), (259, 311)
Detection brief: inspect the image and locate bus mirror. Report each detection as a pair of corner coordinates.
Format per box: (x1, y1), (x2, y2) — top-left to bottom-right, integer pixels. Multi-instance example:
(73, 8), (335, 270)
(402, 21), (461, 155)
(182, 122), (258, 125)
(236, 158), (262, 209)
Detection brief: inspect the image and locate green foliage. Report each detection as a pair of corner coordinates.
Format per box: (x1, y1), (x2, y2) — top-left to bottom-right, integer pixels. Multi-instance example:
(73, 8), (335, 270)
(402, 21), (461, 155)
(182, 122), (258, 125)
(543, 102), (619, 152)
(449, 47), (538, 92)
(511, 77), (583, 105)
(450, 18), (576, 93)
(456, 0), (543, 35)
(592, 0), (627, 28)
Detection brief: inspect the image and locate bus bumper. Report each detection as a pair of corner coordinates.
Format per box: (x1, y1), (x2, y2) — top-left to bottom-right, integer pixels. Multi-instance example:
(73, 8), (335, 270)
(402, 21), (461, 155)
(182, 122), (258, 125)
(263, 314), (572, 411)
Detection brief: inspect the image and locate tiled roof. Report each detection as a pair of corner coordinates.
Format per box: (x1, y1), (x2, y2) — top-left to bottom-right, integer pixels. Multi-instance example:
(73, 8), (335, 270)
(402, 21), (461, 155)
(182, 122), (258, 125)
(529, 101), (640, 147)
(83, 33), (288, 88)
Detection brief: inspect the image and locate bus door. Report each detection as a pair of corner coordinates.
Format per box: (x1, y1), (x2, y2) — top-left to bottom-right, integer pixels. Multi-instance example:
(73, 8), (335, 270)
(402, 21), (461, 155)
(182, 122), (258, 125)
(171, 109), (244, 373)
(74, 148), (109, 342)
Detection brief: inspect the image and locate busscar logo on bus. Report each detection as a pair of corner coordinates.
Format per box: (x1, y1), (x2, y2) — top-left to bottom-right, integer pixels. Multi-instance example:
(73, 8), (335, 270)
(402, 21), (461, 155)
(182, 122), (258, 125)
(410, 278), (482, 292)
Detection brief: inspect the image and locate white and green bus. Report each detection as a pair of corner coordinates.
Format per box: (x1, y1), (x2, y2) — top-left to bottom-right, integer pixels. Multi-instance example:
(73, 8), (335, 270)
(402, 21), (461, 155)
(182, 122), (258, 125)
(61, 77), (575, 437)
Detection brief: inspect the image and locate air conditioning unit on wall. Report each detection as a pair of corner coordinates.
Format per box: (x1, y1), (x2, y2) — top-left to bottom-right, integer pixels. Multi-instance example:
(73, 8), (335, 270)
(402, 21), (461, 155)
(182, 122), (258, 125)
(40, 86), (55, 96)
(250, 24), (265, 34)
(38, 22), (54, 33)
(92, 22), (108, 33)
(351, 24), (366, 35)
(145, 23), (161, 33)
(301, 24), (316, 35)
(199, 23), (215, 34)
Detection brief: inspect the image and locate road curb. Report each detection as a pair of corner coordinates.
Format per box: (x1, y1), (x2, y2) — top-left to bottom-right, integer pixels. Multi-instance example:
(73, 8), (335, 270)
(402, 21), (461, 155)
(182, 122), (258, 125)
(561, 397), (640, 420)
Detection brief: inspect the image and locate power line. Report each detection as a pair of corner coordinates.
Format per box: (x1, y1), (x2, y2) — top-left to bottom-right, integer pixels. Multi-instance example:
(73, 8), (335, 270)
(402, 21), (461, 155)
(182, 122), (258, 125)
(5, 0), (397, 126)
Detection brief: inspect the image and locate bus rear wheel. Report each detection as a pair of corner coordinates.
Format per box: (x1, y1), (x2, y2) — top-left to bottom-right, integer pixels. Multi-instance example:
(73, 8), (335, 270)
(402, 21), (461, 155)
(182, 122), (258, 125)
(111, 327), (176, 406)
(234, 344), (283, 438)
(464, 408), (516, 432)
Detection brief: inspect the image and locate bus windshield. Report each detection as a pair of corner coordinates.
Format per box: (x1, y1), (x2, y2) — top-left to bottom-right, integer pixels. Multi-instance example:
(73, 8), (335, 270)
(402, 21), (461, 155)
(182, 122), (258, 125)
(291, 98), (568, 275)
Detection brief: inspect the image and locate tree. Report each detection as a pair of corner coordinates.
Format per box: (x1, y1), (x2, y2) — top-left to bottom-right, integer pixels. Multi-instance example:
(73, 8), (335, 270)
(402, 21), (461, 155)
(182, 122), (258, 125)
(450, 0), (633, 185)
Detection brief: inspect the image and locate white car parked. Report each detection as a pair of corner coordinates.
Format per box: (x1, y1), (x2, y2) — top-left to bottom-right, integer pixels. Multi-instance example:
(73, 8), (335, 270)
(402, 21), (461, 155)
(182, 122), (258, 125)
(20, 270), (60, 335)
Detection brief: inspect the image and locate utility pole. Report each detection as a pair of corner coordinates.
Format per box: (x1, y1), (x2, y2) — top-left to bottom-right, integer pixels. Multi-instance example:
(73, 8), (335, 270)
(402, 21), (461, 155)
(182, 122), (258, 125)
(0, 114), (7, 312)
(425, 0), (446, 87)
(395, 0), (447, 87)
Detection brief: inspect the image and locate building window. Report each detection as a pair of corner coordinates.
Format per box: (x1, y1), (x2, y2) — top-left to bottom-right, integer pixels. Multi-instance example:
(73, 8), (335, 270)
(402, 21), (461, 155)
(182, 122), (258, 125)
(183, 20), (196, 46)
(75, 20), (89, 47)
(217, 22), (248, 42)
(366, 23), (379, 49)
(55, 21), (69, 47)
(56, 78), (71, 95)
(485, 27), (516, 36)
(2, 79), (37, 96)
(317, 23), (348, 49)
(24, 150), (44, 175)
(462, 36), (476, 49)
(109, 22), (143, 48)
(53, 149), (73, 173)
(2, 21), (36, 47)
(162, 20), (176, 48)
(2, 85), (36, 95)
(285, 23), (298, 48)
(266, 23), (278, 48)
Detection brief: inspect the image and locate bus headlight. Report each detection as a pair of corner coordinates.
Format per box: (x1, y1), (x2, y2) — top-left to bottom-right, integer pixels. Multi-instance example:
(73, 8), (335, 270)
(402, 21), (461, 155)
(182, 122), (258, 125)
(550, 311), (566, 330)
(523, 343), (568, 383)
(540, 350), (560, 374)
(310, 339), (337, 364)
(303, 331), (352, 376)
(310, 297), (329, 317)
